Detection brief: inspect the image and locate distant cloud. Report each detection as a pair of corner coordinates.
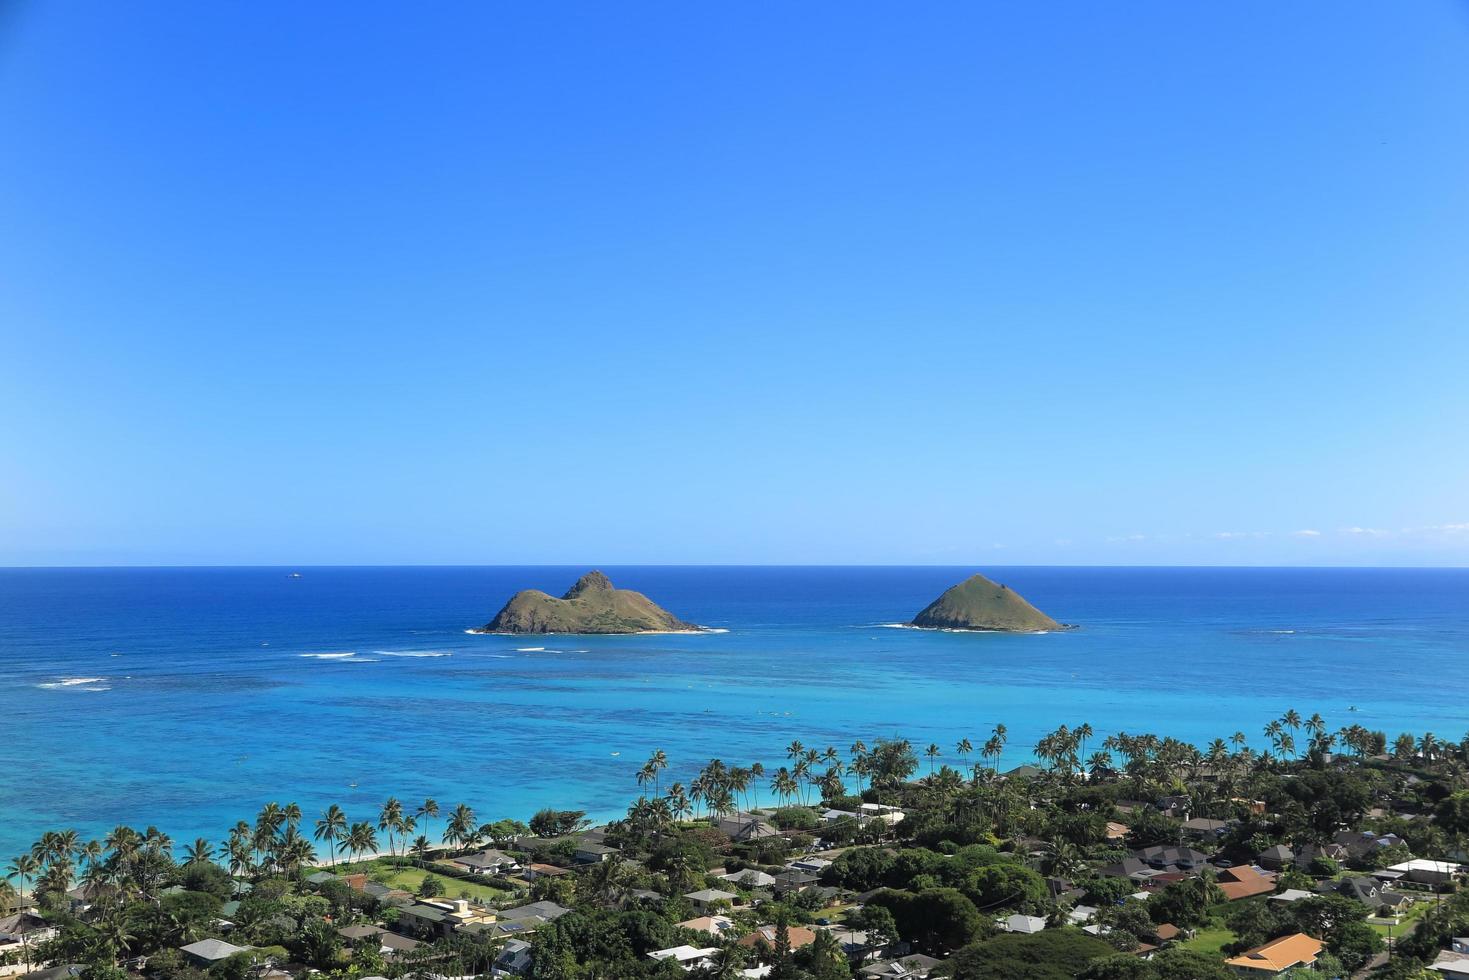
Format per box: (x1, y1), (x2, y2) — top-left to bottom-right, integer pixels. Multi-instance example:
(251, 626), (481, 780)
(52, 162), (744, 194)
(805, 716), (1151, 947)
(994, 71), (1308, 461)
(1340, 526), (1389, 537)
(1291, 529), (1321, 537)
(1105, 534), (1147, 543)
(991, 543), (1007, 550)
(1213, 531), (1269, 540)
(1424, 522), (1469, 533)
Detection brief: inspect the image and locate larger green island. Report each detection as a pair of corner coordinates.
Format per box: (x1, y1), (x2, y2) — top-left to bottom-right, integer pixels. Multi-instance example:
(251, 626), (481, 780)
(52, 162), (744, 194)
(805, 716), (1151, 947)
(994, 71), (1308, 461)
(909, 572), (1068, 632)
(474, 570), (704, 634)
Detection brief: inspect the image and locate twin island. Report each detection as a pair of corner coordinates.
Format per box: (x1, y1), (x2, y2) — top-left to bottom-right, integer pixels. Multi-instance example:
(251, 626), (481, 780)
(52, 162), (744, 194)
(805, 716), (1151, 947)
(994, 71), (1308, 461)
(474, 570), (1068, 635)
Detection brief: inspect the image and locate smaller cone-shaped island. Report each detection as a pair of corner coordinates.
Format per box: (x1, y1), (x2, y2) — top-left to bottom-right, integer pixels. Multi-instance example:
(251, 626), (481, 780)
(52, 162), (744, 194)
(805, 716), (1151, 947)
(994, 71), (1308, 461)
(909, 572), (1068, 632)
(475, 570), (704, 634)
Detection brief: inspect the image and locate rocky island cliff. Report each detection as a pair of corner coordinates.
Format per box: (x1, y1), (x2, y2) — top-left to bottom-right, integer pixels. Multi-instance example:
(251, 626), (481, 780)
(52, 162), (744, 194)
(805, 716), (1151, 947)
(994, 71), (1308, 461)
(476, 571), (703, 634)
(909, 572), (1068, 632)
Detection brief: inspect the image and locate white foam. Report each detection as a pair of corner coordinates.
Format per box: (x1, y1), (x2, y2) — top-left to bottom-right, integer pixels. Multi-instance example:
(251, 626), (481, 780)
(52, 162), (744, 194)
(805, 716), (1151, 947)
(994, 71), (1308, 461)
(39, 677), (106, 689)
(516, 647), (546, 652)
(299, 652), (357, 659)
(373, 651), (451, 658)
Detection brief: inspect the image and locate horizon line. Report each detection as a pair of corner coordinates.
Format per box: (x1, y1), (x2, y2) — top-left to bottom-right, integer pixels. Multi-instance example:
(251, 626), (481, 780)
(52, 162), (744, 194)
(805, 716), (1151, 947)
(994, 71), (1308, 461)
(3, 562), (1468, 571)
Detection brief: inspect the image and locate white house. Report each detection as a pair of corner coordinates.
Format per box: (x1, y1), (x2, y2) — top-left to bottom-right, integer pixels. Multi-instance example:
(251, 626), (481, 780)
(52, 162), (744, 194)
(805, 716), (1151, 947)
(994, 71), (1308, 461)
(648, 945), (720, 971)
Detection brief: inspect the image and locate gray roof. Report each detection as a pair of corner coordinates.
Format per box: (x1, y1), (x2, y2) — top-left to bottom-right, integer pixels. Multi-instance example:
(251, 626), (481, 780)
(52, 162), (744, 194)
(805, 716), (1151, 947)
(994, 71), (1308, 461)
(499, 900), (571, 922)
(685, 889), (738, 902)
(181, 939), (249, 962)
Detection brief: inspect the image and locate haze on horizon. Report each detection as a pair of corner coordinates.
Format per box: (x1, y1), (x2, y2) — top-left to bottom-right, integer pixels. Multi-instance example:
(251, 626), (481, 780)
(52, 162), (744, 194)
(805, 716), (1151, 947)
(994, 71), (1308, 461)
(2, 3), (1468, 568)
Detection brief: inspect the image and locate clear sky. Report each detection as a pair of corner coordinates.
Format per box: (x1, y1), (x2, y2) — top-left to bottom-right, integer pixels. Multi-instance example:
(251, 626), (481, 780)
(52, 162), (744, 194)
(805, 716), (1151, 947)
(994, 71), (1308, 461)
(3, 2), (1468, 566)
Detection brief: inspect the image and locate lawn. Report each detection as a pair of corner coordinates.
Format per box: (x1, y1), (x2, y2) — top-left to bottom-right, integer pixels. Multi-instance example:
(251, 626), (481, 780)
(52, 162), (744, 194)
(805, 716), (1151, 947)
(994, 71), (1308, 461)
(335, 859), (520, 903)
(1369, 899), (1431, 939)
(1181, 924), (1237, 957)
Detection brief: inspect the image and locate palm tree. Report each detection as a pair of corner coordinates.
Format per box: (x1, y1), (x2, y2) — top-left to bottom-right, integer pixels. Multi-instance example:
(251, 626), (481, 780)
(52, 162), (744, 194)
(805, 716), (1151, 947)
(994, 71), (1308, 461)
(646, 749), (668, 795)
(415, 798), (440, 846)
(444, 803), (476, 849)
(924, 743), (941, 776)
(636, 763), (657, 796)
(771, 767), (798, 806)
(379, 797), (405, 857)
(411, 836), (432, 861)
(345, 822), (378, 864)
(955, 738), (973, 768)
(314, 805), (347, 867)
(183, 838), (214, 866)
(1282, 709), (1302, 756)
(6, 854), (39, 898)
(667, 784), (692, 823)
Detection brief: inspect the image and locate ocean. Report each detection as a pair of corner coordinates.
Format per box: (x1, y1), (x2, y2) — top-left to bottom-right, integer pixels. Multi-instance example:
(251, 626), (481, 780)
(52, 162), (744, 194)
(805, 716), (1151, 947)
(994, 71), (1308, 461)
(1, 565), (1465, 859)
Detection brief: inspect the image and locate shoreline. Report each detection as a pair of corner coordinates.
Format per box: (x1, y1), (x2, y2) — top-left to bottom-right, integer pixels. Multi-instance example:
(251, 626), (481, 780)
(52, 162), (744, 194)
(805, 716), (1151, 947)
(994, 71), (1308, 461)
(463, 626), (728, 636)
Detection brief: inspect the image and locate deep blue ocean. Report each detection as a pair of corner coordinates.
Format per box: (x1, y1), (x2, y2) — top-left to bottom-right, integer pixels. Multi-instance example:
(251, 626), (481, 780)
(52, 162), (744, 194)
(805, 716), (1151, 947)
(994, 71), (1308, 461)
(1, 566), (1466, 859)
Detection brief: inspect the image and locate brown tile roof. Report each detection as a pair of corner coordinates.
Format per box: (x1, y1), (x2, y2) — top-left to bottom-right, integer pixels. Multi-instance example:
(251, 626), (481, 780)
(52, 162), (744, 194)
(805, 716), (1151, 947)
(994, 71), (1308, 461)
(738, 924), (817, 951)
(1217, 866), (1276, 901)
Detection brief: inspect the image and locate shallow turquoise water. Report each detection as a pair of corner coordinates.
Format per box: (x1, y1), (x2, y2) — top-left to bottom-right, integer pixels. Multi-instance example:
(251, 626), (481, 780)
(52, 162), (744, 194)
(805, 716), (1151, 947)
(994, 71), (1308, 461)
(1, 566), (1465, 858)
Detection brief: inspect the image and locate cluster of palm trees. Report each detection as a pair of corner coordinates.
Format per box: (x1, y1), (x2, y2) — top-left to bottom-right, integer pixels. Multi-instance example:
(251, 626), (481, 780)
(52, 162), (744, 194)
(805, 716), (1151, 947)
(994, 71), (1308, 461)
(306, 798), (456, 870)
(5, 825), (176, 909)
(2, 825), (182, 969)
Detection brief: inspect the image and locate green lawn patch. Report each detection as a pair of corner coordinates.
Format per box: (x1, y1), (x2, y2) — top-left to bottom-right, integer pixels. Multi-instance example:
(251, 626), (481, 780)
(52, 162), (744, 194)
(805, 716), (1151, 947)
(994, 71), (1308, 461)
(334, 859), (518, 902)
(1181, 924), (1236, 957)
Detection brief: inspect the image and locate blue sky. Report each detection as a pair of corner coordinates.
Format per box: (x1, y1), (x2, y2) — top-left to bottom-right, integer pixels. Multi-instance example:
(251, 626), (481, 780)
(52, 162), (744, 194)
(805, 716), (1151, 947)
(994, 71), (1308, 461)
(3, 2), (1468, 566)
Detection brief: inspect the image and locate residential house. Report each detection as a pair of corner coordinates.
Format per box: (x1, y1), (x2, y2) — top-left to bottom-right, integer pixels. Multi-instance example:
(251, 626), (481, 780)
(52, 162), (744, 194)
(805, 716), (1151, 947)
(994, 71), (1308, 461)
(1156, 795), (1191, 818)
(788, 857), (833, 875)
(676, 915), (737, 938)
(1066, 906), (1099, 926)
(493, 938), (533, 978)
(451, 849), (520, 875)
(858, 803), (906, 826)
(648, 945), (720, 971)
(1135, 846), (1212, 872)
(772, 870), (820, 895)
(1217, 866), (1276, 901)
(499, 900), (572, 924)
(720, 869), (777, 889)
(180, 939), (251, 967)
(684, 889), (740, 914)
(573, 842), (620, 865)
(716, 813), (782, 842)
(1432, 950), (1469, 979)
(857, 955), (943, 979)
(0, 911), (57, 949)
(1224, 933), (1323, 976)
(1269, 889), (1316, 904)
(739, 924), (818, 954)
(523, 863), (571, 882)
(1387, 859), (1463, 887)
(1256, 845), (1295, 871)
(1181, 817), (1233, 840)
(999, 914), (1047, 935)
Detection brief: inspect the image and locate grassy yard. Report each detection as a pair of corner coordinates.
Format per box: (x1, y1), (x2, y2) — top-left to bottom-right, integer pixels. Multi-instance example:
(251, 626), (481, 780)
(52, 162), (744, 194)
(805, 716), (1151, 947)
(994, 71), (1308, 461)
(1369, 899), (1432, 938)
(1181, 924), (1237, 957)
(334, 859), (519, 903)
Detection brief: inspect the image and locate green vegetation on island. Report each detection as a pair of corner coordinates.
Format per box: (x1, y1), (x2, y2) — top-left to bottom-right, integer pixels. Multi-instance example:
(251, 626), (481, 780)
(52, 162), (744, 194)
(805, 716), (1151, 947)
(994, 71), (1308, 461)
(909, 572), (1066, 632)
(477, 570), (702, 634)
